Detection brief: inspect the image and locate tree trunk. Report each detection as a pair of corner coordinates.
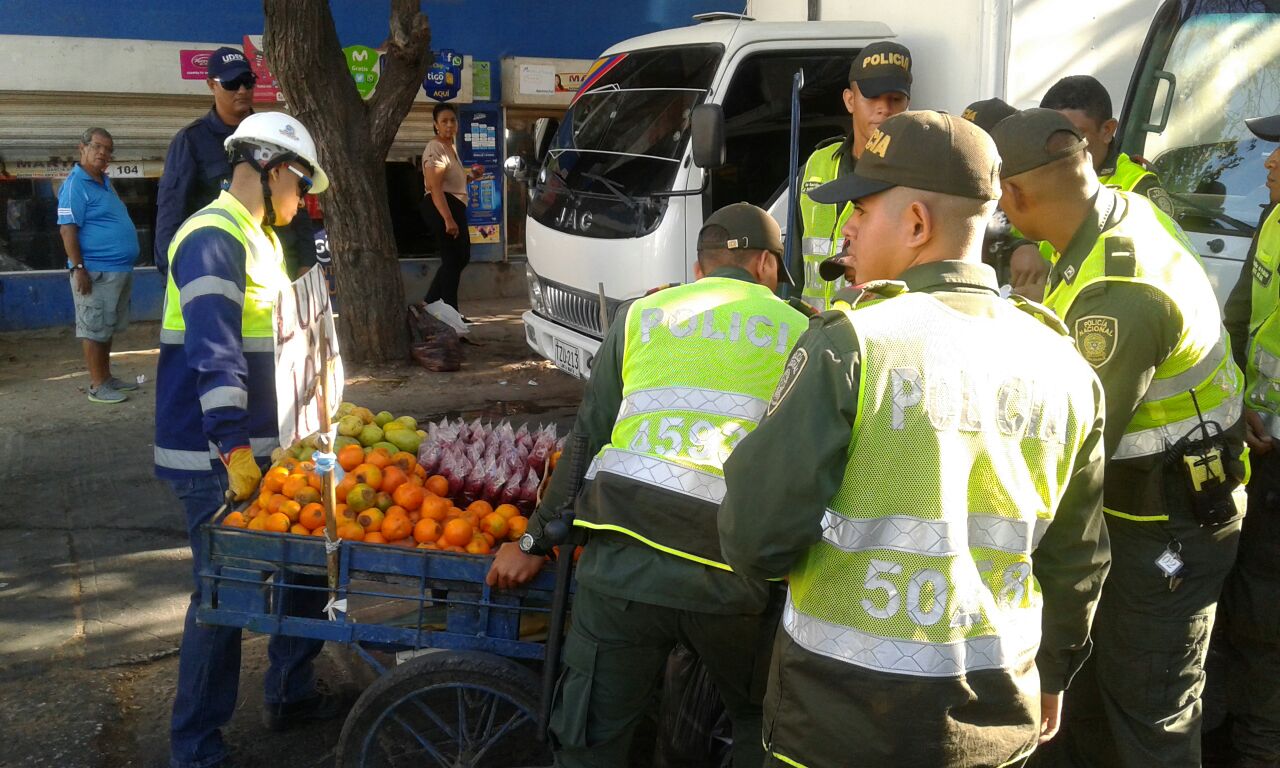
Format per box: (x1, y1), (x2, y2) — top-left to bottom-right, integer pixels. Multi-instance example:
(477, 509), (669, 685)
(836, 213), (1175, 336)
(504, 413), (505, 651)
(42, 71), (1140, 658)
(263, 0), (432, 364)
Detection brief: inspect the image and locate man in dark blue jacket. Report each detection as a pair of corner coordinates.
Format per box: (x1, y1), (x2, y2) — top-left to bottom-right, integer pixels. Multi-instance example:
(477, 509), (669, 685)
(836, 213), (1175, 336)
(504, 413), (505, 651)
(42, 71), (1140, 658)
(155, 46), (314, 277)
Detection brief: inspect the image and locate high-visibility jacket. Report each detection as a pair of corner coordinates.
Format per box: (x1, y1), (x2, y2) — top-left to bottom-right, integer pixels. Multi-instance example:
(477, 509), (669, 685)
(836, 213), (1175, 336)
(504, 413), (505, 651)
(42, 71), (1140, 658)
(1245, 205), (1280, 438)
(1044, 192), (1244, 468)
(798, 140), (854, 311)
(1100, 153), (1157, 192)
(154, 191), (288, 477)
(575, 276), (805, 568)
(784, 287), (1099, 686)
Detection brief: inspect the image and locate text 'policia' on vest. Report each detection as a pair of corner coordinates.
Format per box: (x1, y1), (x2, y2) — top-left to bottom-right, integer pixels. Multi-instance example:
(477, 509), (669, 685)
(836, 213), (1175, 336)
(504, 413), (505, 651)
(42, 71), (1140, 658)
(573, 276), (803, 569)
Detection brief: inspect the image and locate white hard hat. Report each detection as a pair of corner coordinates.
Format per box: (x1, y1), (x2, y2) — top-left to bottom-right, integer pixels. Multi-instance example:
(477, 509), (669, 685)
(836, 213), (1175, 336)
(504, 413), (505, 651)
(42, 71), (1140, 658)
(224, 112), (330, 194)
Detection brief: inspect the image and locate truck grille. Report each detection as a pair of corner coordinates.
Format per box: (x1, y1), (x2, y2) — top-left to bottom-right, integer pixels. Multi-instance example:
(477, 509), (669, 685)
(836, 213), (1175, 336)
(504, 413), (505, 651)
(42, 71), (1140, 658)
(538, 278), (619, 339)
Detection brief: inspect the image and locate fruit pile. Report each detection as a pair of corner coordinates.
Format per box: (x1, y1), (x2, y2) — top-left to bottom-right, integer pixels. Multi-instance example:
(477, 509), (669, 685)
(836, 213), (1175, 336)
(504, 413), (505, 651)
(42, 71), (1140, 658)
(417, 418), (563, 510)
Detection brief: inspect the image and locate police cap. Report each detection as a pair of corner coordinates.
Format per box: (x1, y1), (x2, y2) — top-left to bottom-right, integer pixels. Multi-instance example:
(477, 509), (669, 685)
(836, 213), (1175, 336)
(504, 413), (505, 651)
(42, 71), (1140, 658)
(962, 97), (1018, 134)
(1246, 114), (1280, 142)
(699, 203), (794, 285)
(849, 41), (912, 99)
(990, 108), (1089, 179)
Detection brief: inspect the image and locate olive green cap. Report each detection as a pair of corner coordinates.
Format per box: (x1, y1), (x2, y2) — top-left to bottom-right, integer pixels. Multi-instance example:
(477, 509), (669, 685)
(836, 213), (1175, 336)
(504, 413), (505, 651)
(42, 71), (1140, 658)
(699, 203), (793, 285)
(808, 110), (1001, 205)
(990, 107), (1089, 179)
(962, 97), (1017, 134)
(1246, 114), (1280, 142)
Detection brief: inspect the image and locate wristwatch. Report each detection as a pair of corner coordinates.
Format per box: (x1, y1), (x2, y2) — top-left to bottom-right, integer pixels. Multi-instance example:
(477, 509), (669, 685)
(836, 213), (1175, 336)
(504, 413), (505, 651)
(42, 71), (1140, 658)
(69, 263), (85, 273)
(518, 532), (543, 556)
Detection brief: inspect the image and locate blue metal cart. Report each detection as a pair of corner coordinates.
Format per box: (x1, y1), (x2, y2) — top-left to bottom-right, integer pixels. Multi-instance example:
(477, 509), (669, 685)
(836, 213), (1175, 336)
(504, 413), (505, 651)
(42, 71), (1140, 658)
(197, 505), (564, 767)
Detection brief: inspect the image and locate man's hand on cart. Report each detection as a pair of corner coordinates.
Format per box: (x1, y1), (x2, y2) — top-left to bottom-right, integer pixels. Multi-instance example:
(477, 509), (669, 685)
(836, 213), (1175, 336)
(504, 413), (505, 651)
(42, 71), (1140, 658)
(221, 446), (263, 501)
(486, 543), (546, 589)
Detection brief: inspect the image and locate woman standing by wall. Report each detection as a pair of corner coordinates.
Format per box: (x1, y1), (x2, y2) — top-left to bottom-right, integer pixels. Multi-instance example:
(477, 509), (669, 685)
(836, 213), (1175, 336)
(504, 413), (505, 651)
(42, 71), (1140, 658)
(420, 102), (478, 319)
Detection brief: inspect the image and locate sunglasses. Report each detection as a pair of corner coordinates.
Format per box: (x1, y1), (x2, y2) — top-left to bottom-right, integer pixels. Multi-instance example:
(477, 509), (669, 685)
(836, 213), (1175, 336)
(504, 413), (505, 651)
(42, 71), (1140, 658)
(216, 74), (257, 91)
(286, 165), (314, 195)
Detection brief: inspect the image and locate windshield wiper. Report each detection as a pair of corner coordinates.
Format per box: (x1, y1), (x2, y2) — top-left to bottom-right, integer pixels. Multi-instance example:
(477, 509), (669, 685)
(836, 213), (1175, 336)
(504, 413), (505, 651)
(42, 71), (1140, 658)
(1168, 192), (1255, 236)
(581, 171), (642, 210)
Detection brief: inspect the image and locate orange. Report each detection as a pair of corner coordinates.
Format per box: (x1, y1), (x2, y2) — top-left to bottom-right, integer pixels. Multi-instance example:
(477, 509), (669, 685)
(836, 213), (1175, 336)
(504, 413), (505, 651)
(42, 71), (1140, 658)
(443, 518), (474, 547)
(279, 457), (300, 471)
(365, 448), (393, 470)
(480, 513), (508, 540)
(281, 474), (310, 499)
(294, 486), (321, 507)
(467, 500), (494, 518)
(426, 475), (449, 498)
(248, 515), (269, 531)
(264, 512), (291, 533)
(289, 523), (310, 536)
(263, 466), (290, 493)
(257, 489), (274, 509)
(413, 463), (428, 479)
(462, 512), (482, 530)
(407, 474), (425, 488)
(494, 503), (520, 520)
(267, 494), (290, 515)
(381, 511), (413, 542)
(507, 515), (528, 541)
(278, 499), (302, 523)
(466, 537), (492, 555)
(353, 463), (383, 490)
(420, 494), (450, 521)
(336, 522), (366, 541)
(413, 518), (442, 544)
(222, 511), (247, 528)
(392, 483), (425, 511)
(380, 467), (409, 495)
(299, 503), (326, 530)
(481, 532), (496, 547)
(338, 444), (365, 472)
(336, 503), (354, 522)
(311, 525), (327, 536)
(356, 508), (385, 533)
(364, 532), (387, 544)
(336, 475), (357, 503)
(374, 492), (395, 512)
(306, 472), (323, 492)
(346, 483), (377, 513)
(391, 451), (418, 473)
(407, 509), (421, 525)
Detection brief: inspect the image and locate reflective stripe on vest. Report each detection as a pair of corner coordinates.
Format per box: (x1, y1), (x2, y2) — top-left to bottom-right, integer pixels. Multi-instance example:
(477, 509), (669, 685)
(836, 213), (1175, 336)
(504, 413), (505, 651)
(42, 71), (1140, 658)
(785, 291), (1098, 679)
(798, 145), (853, 312)
(1246, 208), (1280, 438)
(574, 277), (804, 567)
(1044, 192), (1245, 461)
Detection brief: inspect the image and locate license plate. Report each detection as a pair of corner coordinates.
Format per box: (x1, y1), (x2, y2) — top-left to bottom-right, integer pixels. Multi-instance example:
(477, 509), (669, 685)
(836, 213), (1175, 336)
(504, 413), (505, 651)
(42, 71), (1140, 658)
(553, 339), (585, 378)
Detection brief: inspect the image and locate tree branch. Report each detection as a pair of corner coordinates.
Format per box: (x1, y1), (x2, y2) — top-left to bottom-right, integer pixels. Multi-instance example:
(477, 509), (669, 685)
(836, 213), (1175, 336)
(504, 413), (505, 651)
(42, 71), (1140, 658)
(368, 0), (432, 160)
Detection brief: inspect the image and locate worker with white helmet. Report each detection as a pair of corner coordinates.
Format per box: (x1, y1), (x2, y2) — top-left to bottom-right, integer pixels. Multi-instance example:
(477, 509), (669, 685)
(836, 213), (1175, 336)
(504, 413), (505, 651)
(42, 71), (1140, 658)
(153, 112), (343, 768)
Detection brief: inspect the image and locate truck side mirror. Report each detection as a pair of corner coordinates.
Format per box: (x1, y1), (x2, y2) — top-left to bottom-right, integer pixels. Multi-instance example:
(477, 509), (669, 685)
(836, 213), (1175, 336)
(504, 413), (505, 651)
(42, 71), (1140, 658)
(533, 117), (559, 163)
(690, 104), (725, 170)
(503, 155), (529, 182)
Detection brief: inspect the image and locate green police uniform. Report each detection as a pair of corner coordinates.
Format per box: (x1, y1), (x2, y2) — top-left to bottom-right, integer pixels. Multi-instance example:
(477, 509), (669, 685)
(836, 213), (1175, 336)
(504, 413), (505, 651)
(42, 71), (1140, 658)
(531, 265), (805, 768)
(1030, 188), (1248, 768)
(797, 137), (855, 310)
(719, 261), (1110, 768)
(1220, 198), (1280, 767)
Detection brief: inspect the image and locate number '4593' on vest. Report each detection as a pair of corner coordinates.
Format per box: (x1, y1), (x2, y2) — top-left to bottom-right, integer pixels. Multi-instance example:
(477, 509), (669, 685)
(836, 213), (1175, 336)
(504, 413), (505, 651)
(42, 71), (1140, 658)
(573, 276), (806, 569)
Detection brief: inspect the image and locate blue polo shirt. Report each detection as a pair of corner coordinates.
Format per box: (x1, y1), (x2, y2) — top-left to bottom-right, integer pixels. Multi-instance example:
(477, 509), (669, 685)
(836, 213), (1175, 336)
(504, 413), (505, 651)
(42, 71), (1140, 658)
(56, 164), (139, 272)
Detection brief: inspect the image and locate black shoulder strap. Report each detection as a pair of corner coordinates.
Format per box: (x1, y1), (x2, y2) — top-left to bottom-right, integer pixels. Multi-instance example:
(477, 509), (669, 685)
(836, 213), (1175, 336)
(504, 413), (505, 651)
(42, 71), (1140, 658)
(1105, 236), (1137, 278)
(832, 279), (908, 310)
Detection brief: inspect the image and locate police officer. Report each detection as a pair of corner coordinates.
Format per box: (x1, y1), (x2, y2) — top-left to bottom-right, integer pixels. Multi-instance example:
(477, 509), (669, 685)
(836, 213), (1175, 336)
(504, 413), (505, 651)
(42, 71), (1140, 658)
(796, 41), (911, 310)
(154, 112), (343, 768)
(486, 204), (806, 767)
(1219, 112), (1280, 768)
(992, 108), (1248, 768)
(720, 110), (1112, 768)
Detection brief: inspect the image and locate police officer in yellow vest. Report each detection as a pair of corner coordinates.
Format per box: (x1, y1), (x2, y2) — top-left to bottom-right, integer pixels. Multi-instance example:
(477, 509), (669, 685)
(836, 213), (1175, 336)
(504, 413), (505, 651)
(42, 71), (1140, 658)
(720, 110), (1112, 768)
(1219, 112), (1280, 768)
(154, 112), (344, 768)
(992, 108), (1249, 768)
(486, 203), (806, 768)
(797, 41), (911, 311)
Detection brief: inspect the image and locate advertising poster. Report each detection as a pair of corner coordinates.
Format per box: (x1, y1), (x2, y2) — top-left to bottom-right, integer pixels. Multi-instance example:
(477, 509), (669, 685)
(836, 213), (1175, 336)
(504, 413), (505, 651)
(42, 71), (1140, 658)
(179, 49), (217, 80)
(242, 34), (283, 103)
(458, 106), (502, 245)
(423, 49), (463, 102)
(344, 45), (380, 99)
(472, 60), (491, 101)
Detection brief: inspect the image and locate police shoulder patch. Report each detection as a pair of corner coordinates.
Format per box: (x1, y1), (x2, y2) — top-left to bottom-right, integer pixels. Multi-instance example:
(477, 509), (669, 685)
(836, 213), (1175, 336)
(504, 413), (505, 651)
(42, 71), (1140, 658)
(1075, 315), (1119, 367)
(767, 348), (808, 416)
(1146, 186), (1175, 217)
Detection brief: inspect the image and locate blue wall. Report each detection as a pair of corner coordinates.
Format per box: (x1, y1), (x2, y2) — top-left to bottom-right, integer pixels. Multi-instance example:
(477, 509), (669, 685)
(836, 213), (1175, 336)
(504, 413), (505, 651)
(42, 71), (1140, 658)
(0, 1), (734, 63)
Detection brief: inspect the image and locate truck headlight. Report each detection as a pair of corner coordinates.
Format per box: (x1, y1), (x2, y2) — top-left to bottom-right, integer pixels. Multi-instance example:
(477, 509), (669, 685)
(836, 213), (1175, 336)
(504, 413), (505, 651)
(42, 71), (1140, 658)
(526, 263), (546, 314)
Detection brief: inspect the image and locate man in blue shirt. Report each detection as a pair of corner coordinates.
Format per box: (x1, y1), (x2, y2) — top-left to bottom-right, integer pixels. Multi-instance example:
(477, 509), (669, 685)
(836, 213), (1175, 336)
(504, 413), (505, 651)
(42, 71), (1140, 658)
(154, 46), (315, 278)
(57, 127), (140, 404)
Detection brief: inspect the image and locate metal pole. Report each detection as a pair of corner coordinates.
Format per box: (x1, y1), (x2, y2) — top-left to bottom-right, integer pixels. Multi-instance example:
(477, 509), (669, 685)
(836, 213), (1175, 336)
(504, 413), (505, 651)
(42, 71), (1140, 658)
(784, 69), (806, 296)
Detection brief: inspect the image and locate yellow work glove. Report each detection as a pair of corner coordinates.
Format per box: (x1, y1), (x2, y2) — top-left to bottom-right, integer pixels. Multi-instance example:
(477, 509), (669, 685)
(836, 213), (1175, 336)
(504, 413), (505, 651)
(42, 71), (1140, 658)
(222, 446), (262, 501)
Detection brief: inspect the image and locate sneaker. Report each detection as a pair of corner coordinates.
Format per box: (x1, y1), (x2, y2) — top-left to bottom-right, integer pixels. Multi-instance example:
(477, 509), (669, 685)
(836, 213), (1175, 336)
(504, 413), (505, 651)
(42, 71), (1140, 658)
(106, 375), (139, 392)
(262, 689), (352, 732)
(87, 383), (128, 404)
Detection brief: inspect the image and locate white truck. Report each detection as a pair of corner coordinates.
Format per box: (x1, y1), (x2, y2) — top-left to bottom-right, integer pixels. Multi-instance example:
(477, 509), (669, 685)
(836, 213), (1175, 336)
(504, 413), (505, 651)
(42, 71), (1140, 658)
(509, 0), (1280, 379)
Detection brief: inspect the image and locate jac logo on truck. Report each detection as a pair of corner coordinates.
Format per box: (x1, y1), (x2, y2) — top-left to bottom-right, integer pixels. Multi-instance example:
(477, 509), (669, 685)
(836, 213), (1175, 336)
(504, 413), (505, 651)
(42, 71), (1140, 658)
(554, 205), (593, 232)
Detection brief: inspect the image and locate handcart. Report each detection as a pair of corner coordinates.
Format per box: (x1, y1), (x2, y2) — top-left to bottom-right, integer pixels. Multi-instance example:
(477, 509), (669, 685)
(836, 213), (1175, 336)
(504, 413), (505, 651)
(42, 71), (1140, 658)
(197, 503), (572, 768)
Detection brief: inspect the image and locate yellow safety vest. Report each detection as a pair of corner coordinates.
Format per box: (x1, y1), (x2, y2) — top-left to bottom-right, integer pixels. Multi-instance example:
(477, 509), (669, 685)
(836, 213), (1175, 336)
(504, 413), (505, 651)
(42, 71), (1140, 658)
(1044, 192), (1244, 468)
(576, 276), (804, 569)
(798, 142), (854, 311)
(785, 287), (1098, 679)
(1244, 205), (1280, 437)
(1100, 153), (1156, 192)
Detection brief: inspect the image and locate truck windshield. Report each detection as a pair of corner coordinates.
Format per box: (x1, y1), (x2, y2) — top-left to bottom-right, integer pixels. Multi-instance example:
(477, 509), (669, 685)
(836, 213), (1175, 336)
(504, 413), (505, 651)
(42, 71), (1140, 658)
(529, 45), (723, 240)
(1122, 1), (1280, 237)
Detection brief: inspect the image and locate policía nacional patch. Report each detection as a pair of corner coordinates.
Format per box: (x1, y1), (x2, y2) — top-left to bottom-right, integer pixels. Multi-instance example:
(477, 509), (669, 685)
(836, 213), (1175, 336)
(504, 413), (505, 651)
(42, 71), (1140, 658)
(768, 348), (808, 416)
(1075, 315), (1118, 367)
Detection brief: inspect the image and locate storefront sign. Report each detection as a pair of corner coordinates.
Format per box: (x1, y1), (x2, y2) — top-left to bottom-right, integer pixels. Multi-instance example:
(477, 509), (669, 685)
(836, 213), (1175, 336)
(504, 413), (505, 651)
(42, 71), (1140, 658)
(243, 35), (284, 103)
(274, 267), (344, 449)
(344, 45), (380, 99)
(4, 159), (161, 180)
(555, 72), (588, 92)
(423, 49), (463, 102)
(179, 49), (217, 80)
(518, 63), (556, 95)
(473, 61), (491, 101)
(459, 106), (502, 245)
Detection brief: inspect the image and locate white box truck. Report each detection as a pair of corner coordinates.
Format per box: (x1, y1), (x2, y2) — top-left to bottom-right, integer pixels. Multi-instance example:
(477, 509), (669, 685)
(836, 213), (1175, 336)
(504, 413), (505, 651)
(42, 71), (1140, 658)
(510, 1), (1280, 379)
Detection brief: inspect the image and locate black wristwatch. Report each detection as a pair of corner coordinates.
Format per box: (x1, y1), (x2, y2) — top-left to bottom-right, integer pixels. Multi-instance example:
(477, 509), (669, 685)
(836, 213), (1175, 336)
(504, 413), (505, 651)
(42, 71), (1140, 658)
(518, 532), (545, 556)
(69, 263), (85, 273)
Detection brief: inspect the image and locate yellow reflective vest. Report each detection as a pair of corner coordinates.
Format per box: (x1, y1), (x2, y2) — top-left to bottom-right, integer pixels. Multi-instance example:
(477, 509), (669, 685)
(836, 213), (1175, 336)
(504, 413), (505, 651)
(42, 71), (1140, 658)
(1245, 205), (1280, 437)
(798, 140), (854, 311)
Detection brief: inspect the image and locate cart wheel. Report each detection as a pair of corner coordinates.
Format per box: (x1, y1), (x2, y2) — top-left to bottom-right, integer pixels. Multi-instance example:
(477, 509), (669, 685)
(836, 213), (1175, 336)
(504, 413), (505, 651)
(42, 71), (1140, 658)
(335, 650), (552, 768)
